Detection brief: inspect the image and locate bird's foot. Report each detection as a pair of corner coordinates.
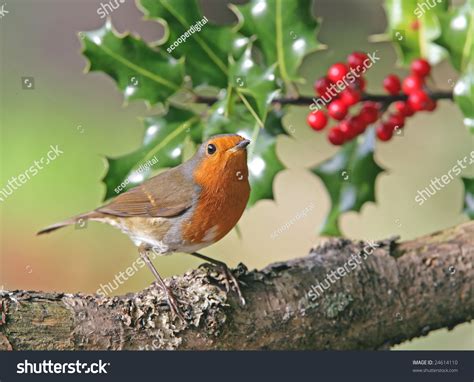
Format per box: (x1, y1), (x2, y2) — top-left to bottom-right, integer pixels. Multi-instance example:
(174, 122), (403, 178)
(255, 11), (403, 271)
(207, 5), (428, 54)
(203, 263), (245, 306)
(159, 284), (186, 323)
(220, 264), (246, 307)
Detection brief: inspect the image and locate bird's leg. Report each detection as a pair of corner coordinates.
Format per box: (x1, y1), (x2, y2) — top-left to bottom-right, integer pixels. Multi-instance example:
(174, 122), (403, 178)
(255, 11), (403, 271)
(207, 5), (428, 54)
(189, 252), (245, 306)
(138, 245), (186, 322)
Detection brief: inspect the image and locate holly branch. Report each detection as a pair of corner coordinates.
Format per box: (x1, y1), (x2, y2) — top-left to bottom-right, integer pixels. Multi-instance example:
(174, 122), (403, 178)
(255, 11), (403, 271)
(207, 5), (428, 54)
(193, 91), (454, 106)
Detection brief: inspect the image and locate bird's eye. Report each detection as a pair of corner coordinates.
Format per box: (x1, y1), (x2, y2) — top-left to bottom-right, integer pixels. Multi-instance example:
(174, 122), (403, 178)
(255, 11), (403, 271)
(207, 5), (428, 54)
(207, 143), (217, 155)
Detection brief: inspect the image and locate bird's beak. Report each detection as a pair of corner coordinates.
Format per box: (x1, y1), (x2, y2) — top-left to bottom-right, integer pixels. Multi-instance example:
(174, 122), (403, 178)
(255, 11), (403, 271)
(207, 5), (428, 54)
(235, 139), (251, 150)
(227, 139), (250, 153)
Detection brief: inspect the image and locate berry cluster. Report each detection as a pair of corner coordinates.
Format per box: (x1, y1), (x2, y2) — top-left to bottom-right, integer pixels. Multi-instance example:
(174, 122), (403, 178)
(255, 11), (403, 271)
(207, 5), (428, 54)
(377, 58), (435, 141)
(306, 54), (436, 145)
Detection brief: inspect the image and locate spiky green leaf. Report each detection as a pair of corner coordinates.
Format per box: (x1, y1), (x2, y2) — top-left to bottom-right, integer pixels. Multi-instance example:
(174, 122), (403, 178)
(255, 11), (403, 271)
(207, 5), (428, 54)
(231, 0), (323, 85)
(102, 106), (202, 200)
(436, 0), (474, 72)
(462, 177), (474, 219)
(138, 0), (236, 88)
(311, 129), (384, 236)
(81, 20), (184, 105)
(382, 0), (448, 66)
(229, 43), (279, 126)
(454, 62), (474, 134)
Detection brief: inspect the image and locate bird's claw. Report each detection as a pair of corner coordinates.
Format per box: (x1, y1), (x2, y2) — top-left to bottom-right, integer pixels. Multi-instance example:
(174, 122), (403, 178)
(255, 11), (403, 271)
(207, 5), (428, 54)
(161, 285), (186, 323)
(196, 258), (246, 306)
(220, 265), (246, 306)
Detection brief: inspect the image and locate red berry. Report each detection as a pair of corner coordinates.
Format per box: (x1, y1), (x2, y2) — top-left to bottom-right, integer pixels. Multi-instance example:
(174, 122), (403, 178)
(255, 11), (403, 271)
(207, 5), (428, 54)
(386, 118), (404, 136)
(314, 77), (333, 97)
(388, 113), (405, 129)
(347, 52), (368, 72)
(402, 75), (423, 94)
(339, 116), (366, 141)
(349, 115), (367, 135)
(338, 120), (354, 139)
(408, 89), (430, 111)
(380, 119), (395, 133)
(383, 74), (401, 95)
(327, 63), (349, 83)
(411, 58), (431, 78)
(340, 87), (361, 106)
(350, 76), (366, 91)
(359, 102), (379, 124)
(410, 20), (420, 30)
(376, 123), (393, 141)
(307, 110), (328, 131)
(328, 127), (345, 145)
(327, 100), (348, 120)
(425, 98), (437, 111)
(394, 101), (414, 117)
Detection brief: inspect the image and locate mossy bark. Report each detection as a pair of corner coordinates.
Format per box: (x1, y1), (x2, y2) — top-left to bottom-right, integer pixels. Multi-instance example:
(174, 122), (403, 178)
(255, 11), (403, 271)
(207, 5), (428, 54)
(1, 222), (472, 350)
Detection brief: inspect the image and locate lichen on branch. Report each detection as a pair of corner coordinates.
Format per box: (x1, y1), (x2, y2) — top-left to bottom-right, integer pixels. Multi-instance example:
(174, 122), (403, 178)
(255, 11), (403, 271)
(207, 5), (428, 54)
(1, 222), (473, 350)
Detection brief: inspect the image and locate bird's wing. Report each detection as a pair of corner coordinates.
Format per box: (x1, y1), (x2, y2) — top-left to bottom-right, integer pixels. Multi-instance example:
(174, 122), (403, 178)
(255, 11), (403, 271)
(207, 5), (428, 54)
(96, 166), (196, 217)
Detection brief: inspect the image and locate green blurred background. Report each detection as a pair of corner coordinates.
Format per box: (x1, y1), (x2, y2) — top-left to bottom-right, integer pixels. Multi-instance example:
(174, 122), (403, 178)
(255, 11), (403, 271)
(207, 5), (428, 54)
(0, 0), (472, 350)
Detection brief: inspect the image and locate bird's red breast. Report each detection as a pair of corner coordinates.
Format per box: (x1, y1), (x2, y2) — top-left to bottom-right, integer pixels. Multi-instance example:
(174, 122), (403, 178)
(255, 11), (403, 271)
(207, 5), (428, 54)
(182, 136), (250, 246)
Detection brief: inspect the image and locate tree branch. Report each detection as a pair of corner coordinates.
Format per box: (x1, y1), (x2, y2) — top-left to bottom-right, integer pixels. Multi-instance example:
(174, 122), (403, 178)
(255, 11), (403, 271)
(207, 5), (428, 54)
(1, 221), (472, 350)
(194, 91), (453, 106)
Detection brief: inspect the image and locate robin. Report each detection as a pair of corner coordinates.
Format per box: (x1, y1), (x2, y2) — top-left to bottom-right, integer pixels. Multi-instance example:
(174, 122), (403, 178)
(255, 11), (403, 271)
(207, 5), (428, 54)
(38, 134), (251, 321)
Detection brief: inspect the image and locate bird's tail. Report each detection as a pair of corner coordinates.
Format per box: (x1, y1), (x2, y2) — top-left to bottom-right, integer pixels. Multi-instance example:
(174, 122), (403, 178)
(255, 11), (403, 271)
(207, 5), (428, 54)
(37, 211), (100, 235)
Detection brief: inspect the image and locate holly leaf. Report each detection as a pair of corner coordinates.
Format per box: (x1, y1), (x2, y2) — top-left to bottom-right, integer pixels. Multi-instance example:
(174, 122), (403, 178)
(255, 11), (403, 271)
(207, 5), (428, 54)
(206, 99), (286, 206)
(454, 62), (474, 134)
(381, 0), (448, 66)
(436, 0), (474, 72)
(231, 0), (323, 86)
(81, 20), (184, 105)
(138, 0), (236, 88)
(229, 43), (279, 126)
(311, 129), (384, 236)
(102, 106), (202, 200)
(462, 177), (474, 219)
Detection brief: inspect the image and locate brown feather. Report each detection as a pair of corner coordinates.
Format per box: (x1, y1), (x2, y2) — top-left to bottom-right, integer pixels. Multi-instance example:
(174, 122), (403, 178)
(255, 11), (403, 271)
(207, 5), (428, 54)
(97, 165), (196, 218)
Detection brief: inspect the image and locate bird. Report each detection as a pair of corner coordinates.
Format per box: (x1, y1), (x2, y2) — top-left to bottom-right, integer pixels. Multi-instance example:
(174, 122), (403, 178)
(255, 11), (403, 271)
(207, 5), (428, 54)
(38, 134), (251, 321)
